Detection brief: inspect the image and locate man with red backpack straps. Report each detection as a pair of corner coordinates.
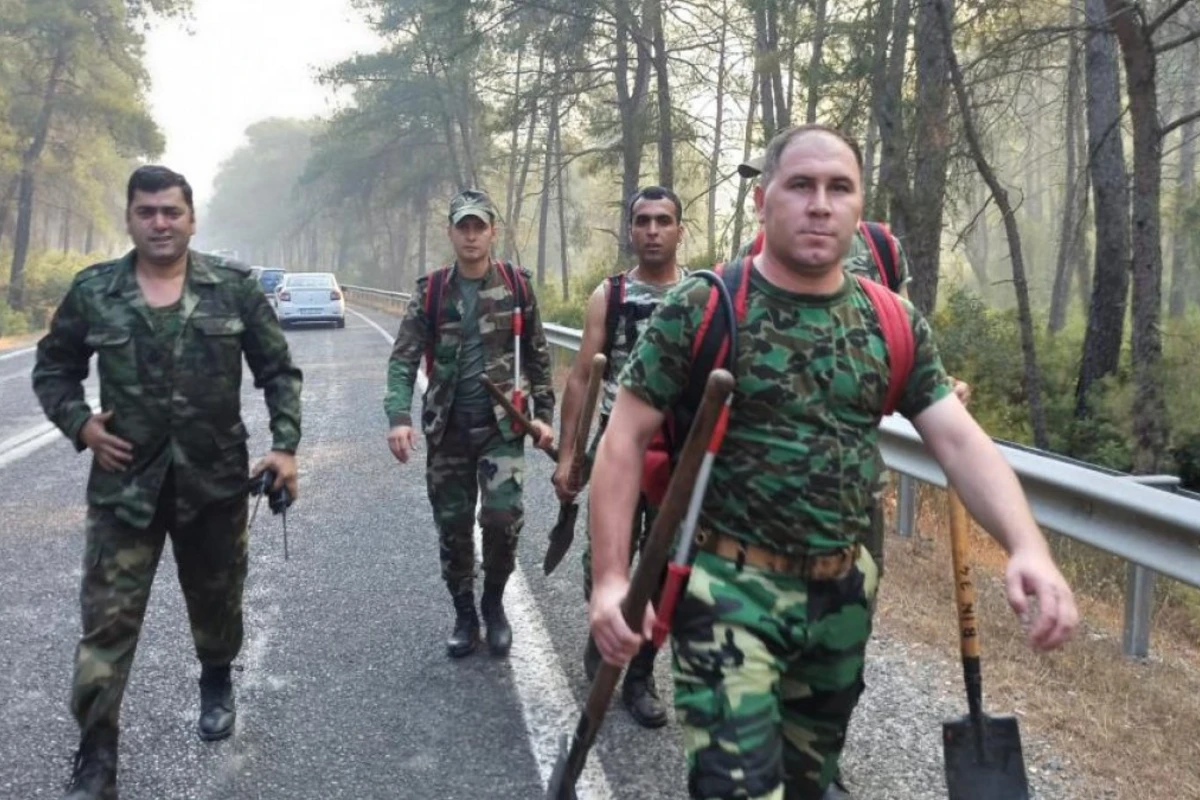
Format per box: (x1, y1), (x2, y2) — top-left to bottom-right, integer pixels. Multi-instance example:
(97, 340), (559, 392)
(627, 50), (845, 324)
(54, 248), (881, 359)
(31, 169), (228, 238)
(588, 125), (1077, 800)
(385, 189), (555, 659)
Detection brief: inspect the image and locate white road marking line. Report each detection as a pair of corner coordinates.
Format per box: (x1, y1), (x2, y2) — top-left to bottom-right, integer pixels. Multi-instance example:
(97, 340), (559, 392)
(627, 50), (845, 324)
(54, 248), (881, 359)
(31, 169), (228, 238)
(0, 345), (36, 362)
(0, 395), (99, 469)
(349, 305), (615, 799)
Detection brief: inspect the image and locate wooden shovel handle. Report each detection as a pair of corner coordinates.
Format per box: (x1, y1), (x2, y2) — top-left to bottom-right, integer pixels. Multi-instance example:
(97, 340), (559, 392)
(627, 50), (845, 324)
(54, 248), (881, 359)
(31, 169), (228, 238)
(948, 488), (981, 660)
(481, 376), (560, 461)
(568, 354), (607, 487)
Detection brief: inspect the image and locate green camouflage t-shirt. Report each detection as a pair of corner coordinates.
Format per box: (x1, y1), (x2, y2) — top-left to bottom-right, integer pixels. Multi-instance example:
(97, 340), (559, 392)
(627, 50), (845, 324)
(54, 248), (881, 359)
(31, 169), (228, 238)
(619, 266), (952, 553)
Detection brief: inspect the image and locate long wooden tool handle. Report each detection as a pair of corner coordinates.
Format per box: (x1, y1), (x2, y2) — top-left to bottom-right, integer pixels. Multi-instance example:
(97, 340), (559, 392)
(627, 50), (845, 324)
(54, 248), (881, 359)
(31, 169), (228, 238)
(481, 376), (560, 461)
(949, 487), (984, 719)
(568, 354), (607, 486)
(569, 370), (736, 771)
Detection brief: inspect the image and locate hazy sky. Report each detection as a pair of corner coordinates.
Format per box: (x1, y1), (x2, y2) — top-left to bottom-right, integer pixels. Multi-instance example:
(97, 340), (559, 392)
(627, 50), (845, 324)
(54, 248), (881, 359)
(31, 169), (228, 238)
(144, 0), (381, 211)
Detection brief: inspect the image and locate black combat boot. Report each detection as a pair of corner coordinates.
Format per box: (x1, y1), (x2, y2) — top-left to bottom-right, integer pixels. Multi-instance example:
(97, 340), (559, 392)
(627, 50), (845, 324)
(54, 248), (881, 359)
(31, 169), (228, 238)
(621, 642), (668, 729)
(63, 727), (118, 800)
(197, 664), (236, 742)
(480, 579), (512, 656)
(447, 591), (481, 658)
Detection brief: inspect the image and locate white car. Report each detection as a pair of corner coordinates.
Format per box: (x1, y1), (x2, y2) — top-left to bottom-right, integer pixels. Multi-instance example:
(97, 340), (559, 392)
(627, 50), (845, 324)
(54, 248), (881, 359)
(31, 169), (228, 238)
(275, 272), (346, 329)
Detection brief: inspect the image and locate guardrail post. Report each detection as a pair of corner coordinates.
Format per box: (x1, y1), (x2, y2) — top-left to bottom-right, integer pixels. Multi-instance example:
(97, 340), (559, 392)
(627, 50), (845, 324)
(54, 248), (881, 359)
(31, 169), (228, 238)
(1119, 475), (1179, 659)
(896, 473), (916, 538)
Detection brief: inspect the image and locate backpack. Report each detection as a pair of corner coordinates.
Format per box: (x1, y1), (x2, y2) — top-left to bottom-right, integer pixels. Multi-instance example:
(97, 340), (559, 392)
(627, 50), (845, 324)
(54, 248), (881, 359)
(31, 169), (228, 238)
(602, 272), (661, 382)
(422, 260), (529, 377)
(747, 220), (904, 292)
(639, 256), (916, 506)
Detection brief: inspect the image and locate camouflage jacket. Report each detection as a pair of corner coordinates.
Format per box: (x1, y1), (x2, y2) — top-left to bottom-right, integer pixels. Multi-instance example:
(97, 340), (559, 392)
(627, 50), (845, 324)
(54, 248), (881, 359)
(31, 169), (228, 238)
(385, 261), (555, 446)
(32, 250), (303, 529)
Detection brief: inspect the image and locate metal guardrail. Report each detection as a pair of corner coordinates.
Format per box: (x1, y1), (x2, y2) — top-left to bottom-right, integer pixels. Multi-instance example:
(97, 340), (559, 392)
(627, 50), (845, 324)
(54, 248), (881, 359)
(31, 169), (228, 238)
(345, 284), (1200, 658)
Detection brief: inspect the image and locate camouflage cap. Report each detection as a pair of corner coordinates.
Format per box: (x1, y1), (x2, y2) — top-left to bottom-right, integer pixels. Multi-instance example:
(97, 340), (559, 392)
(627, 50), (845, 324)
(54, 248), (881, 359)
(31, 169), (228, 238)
(449, 189), (496, 225)
(737, 154), (765, 179)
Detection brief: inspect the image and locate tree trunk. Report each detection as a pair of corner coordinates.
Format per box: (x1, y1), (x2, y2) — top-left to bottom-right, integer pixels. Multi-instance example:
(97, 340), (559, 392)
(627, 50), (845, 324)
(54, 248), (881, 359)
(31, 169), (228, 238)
(1168, 38), (1198, 318)
(647, 0), (673, 187)
(556, 120), (570, 301)
(806, 0), (828, 124)
(536, 97), (558, 286)
(934, 0), (1048, 448)
(504, 47), (525, 249)
(707, 4), (729, 261)
(755, 3), (777, 137)
(84, 220), (94, 254)
(509, 51), (545, 264)
(730, 79), (759, 260)
(1049, 14), (1085, 333)
(906, 0), (953, 315)
(877, 0), (913, 227)
(417, 189), (429, 278)
(1075, 0), (1131, 418)
(767, 1), (789, 129)
(9, 43), (69, 309)
(0, 179), (15, 249)
(1106, 0), (1169, 473)
(615, 0), (652, 263)
(963, 181), (991, 290)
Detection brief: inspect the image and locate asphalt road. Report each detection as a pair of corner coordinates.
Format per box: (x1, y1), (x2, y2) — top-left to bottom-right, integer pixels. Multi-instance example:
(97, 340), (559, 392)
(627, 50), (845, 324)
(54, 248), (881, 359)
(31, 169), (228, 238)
(0, 309), (1084, 800)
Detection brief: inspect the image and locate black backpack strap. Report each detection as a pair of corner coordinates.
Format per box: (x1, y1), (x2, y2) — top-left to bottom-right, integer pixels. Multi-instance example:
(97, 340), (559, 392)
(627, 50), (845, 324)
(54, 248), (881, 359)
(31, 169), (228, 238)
(602, 272), (625, 379)
(859, 221), (901, 292)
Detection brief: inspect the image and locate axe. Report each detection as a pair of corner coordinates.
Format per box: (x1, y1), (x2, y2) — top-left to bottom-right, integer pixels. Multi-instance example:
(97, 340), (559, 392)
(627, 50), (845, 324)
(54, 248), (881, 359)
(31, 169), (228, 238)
(543, 353), (607, 575)
(481, 375), (560, 462)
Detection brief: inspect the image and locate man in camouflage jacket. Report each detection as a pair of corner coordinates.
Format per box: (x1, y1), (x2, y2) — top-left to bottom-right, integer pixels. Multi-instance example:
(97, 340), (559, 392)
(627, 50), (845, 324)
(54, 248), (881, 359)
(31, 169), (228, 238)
(385, 189), (555, 659)
(33, 165), (302, 800)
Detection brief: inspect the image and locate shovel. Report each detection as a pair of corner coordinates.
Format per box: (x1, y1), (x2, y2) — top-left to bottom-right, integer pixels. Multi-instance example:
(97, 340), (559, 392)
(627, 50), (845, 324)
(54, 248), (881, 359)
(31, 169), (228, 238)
(942, 488), (1030, 800)
(544, 353), (608, 575)
(545, 369), (736, 800)
(481, 376), (560, 462)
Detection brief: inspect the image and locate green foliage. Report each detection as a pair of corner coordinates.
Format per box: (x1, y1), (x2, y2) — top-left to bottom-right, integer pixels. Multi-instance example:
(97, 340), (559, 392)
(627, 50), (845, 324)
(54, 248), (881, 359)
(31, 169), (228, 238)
(1, 249), (97, 328)
(0, 303), (30, 337)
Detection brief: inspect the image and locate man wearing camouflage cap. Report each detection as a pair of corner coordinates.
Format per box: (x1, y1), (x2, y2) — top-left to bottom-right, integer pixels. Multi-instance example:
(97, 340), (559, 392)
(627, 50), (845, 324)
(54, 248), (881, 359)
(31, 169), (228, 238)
(385, 188), (555, 659)
(34, 165), (303, 799)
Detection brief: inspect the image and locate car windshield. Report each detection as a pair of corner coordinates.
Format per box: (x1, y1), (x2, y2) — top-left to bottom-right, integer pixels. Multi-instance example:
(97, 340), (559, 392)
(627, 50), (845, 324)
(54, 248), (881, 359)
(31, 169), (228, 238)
(286, 275), (335, 289)
(260, 271), (286, 290)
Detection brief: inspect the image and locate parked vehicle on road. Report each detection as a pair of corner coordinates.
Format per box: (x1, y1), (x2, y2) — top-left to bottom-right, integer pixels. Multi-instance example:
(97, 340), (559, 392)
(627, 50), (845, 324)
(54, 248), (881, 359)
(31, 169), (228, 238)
(250, 266), (288, 306)
(275, 272), (345, 329)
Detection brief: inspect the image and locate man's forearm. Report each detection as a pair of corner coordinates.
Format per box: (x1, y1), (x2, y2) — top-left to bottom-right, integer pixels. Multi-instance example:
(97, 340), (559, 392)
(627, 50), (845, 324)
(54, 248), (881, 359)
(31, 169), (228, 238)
(589, 431), (645, 587)
(940, 428), (1049, 557)
(557, 370), (587, 465)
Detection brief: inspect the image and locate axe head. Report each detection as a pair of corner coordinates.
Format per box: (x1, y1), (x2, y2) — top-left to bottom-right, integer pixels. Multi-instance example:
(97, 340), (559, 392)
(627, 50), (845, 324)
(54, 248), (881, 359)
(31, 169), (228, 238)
(543, 502), (579, 575)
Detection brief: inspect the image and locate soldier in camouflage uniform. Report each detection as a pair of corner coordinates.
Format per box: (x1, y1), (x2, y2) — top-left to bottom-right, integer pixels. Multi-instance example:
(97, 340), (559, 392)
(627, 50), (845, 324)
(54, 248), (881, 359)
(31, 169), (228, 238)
(553, 186), (687, 728)
(588, 125), (1078, 799)
(385, 189), (555, 659)
(32, 166), (303, 800)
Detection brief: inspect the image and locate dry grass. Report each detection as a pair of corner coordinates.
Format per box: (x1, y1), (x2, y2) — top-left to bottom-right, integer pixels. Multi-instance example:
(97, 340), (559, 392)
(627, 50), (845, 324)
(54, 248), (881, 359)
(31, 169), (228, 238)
(0, 330), (41, 350)
(877, 483), (1200, 800)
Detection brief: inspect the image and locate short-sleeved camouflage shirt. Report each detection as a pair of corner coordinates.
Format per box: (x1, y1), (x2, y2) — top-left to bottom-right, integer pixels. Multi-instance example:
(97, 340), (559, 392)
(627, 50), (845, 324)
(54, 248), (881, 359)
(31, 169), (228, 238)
(619, 266), (952, 553)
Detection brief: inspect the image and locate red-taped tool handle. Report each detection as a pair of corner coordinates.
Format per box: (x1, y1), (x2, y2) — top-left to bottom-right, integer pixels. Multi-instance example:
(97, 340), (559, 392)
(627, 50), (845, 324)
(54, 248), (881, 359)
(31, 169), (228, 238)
(652, 563), (691, 649)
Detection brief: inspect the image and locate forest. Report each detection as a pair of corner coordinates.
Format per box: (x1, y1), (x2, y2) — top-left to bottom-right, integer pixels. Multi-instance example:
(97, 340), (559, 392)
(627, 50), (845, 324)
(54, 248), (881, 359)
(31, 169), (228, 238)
(1, 0), (1199, 486)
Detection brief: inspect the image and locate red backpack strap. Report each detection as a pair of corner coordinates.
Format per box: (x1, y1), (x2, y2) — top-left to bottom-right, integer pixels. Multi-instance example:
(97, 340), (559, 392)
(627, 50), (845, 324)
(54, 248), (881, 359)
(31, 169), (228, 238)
(857, 275), (914, 416)
(749, 229), (765, 256)
(858, 221), (902, 292)
(423, 267), (450, 374)
(497, 260), (529, 336)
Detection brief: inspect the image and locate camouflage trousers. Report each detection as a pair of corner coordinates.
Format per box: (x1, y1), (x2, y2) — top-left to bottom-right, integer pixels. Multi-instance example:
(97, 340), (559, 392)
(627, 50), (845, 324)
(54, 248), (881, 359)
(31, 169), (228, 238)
(427, 414), (524, 597)
(581, 494), (657, 602)
(72, 489), (248, 738)
(671, 546), (878, 799)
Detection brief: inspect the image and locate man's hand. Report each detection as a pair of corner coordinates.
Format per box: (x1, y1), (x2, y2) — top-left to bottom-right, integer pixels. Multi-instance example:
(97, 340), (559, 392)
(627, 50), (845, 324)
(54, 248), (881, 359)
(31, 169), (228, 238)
(80, 411), (133, 472)
(252, 450), (299, 500)
(551, 460), (579, 504)
(387, 425), (417, 463)
(1004, 546), (1079, 652)
(529, 420), (555, 452)
(589, 577), (655, 667)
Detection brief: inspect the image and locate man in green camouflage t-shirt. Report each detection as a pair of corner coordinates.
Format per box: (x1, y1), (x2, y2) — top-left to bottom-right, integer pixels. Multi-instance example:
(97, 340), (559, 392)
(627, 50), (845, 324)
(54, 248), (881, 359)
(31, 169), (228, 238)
(588, 126), (1078, 800)
(34, 166), (303, 800)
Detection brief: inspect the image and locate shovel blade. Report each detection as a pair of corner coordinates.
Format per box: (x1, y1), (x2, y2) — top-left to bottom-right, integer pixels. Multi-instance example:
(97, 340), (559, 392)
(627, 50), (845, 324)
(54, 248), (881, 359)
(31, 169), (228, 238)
(543, 502), (579, 575)
(545, 733), (580, 800)
(943, 713), (1030, 800)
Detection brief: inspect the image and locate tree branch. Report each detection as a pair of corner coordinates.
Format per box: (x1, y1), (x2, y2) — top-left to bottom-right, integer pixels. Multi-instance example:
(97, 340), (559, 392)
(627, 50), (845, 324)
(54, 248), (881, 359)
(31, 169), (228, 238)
(1161, 107), (1200, 139)
(1154, 25), (1200, 53)
(1148, 0), (1191, 36)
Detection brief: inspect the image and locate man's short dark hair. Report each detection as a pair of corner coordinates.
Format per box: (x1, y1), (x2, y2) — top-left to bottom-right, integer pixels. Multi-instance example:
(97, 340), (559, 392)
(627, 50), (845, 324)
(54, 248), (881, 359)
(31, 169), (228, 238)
(126, 165), (194, 212)
(628, 185), (683, 225)
(759, 125), (864, 189)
